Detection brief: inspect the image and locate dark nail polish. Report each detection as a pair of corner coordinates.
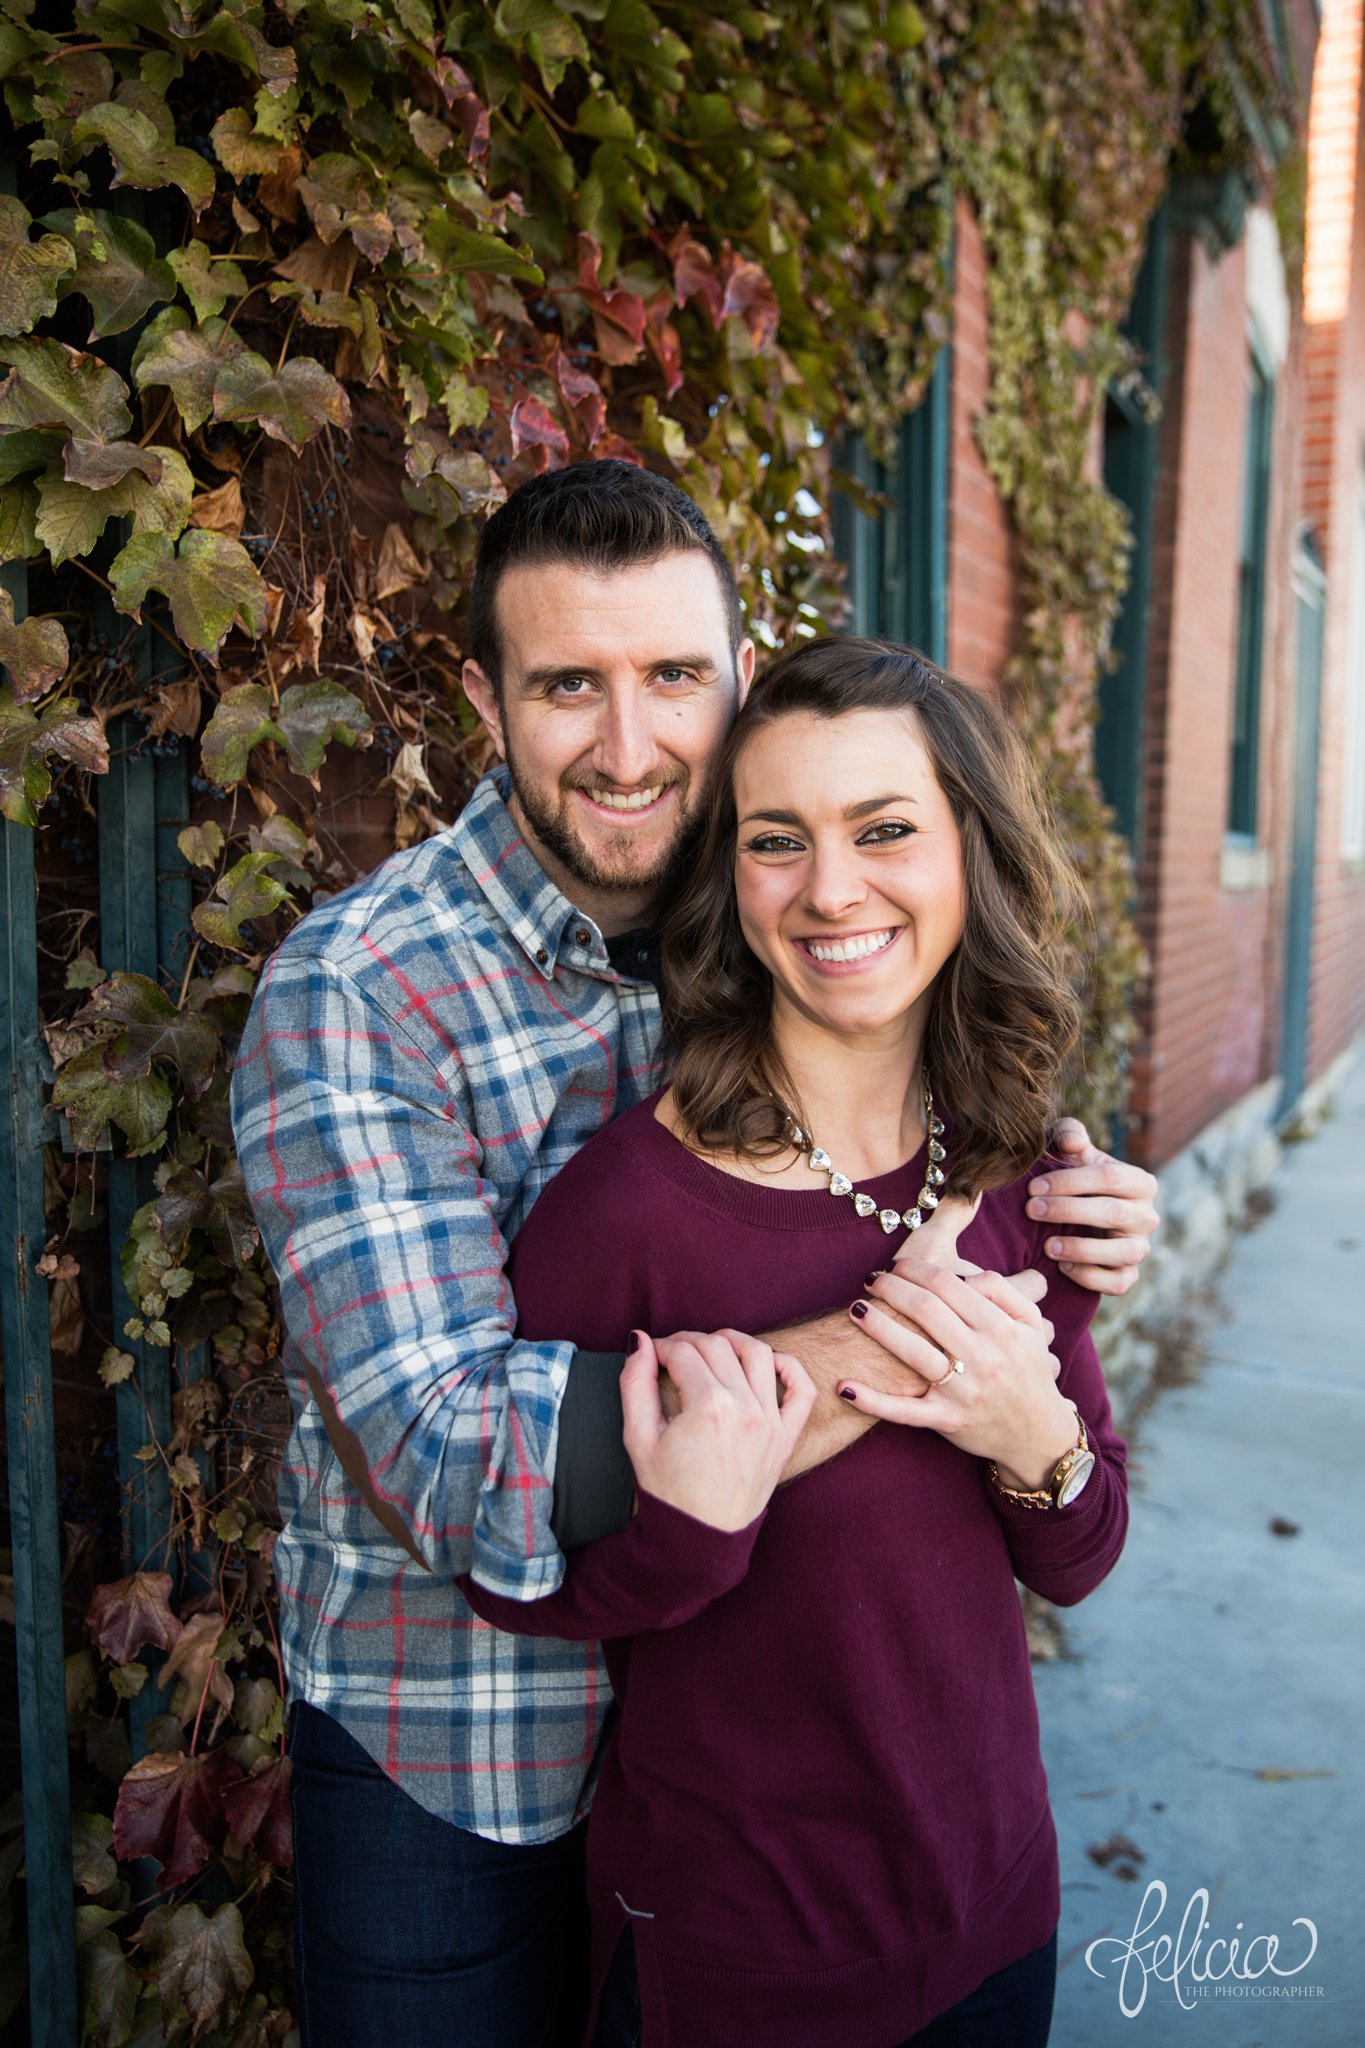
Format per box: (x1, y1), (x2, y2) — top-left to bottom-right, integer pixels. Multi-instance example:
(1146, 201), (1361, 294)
(839, 1387), (858, 1403)
(626, 1330), (641, 1354)
(850, 1299), (870, 1321)
(864, 1271), (884, 1289)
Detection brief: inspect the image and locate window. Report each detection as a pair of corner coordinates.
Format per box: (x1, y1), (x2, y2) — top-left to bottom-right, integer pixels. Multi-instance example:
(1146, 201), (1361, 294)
(1227, 344), (1275, 838)
(832, 345), (950, 666)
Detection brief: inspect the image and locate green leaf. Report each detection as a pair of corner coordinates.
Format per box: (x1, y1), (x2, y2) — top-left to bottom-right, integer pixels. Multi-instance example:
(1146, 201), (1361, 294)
(233, 1676), (285, 1744)
(109, 530), (268, 661)
(71, 1810), (117, 1896)
(0, 428), (62, 487)
(276, 679), (371, 780)
(268, 280), (364, 337)
(493, 0), (590, 89)
(423, 212), (542, 282)
(77, 1928), (138, 2048)
(155, 1904), (253, 2041)
(0, 690), (106, 823)
(0, 193), (76, 338)
(212, 349), (352, 454)
(209, 106), (286, 175)
(191, 850), (289, 951)
(77, 971), (220, 1101)
(35, 446), (192, 565)
(0, 335), (132, 441)
(133, 310), (245, 434)
(52, 1043), (172, 1155)
(296, 154), (393, 263)
(169, 239), (247, 322)
(39, 208), (176, 339)
(99, 1346), (136, 1386)
(200, 683), (285, 787)
(0, 480), (39, 564)
(177, 819), (224, 868)
(71, 102), (215, 215)
(0, 586), (69, 701)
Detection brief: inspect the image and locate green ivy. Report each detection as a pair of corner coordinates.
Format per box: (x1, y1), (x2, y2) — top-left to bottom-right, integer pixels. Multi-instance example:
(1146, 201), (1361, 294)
(0, 0), (1295, 2037)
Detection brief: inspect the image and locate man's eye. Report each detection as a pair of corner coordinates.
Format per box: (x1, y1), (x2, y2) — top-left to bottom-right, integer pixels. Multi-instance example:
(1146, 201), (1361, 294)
(857, 820), (916, 844)
(552, 677), (593, 699)
(655, 666), (693, 685)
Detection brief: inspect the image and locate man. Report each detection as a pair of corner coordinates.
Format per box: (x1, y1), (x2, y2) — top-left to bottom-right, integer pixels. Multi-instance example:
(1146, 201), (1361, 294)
(230, 461), (1159, 2045)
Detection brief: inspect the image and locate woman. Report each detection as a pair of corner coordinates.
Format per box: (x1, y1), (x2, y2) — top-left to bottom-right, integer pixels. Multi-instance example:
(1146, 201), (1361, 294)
(462, 639), (1128, 2048)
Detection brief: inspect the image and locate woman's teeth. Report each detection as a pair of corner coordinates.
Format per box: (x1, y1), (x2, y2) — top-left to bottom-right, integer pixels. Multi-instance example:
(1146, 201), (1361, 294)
(592, 786), (665, 811)
(804, 929), (896, 964)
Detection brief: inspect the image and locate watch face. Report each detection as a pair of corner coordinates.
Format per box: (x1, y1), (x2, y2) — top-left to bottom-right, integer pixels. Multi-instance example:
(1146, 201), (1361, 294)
(1057, 1449), (1096, 1507)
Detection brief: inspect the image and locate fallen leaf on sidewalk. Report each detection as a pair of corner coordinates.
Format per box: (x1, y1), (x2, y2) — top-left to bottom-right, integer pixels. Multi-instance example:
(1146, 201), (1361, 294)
(1268, 1516), (1301, 1535)
(1253, 1768), (1336, 1782)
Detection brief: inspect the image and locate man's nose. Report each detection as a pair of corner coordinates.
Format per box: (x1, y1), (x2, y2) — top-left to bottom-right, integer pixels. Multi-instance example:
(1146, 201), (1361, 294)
(593, 697), (660, 789)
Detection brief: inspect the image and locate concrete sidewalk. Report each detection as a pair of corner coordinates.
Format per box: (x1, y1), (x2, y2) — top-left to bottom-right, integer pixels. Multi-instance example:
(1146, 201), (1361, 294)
(1035, 1053), (1365, 2048)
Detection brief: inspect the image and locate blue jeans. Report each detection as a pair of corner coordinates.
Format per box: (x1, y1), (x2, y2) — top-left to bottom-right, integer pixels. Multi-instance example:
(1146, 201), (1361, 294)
(595, 1926), (1057, 2048)
(288, 1701), (590, 2048)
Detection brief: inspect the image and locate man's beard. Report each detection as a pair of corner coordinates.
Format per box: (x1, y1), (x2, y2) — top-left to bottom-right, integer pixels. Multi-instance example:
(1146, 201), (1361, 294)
(502, 740), (707, 902)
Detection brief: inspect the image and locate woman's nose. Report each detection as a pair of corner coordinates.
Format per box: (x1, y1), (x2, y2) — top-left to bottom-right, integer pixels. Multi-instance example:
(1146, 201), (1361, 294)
(802, 847), (866, 919)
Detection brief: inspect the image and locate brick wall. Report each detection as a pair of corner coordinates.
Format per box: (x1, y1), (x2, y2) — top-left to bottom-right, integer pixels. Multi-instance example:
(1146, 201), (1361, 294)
(946, 195), (1018, 691)
(1304, 1), (1365, 1080)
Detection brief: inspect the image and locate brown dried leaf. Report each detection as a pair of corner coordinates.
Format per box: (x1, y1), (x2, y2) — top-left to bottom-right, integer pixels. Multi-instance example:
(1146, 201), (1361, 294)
(273, 234), (356, 298)
(187, 475), (244, 538)
(373, 521), (425, 601)
(158, 1609), (234, 1725)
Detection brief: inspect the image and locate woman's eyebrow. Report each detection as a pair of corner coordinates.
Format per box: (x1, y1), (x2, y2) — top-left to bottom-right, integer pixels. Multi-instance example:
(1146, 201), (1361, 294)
(740, 793), (916, 826)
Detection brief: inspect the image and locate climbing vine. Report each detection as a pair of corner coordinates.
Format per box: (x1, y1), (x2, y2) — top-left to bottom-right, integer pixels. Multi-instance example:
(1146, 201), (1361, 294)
(0, 0), (1297, 2039)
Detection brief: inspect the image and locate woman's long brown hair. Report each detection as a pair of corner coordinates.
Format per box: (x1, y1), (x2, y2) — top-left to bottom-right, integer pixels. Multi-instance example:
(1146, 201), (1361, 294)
(662, 637), (1089, 1198)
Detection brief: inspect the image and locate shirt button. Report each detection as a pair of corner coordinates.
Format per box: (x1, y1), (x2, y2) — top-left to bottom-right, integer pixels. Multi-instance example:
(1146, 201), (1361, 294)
(536, 947), (549, 966)
(574, 926), (590, 946)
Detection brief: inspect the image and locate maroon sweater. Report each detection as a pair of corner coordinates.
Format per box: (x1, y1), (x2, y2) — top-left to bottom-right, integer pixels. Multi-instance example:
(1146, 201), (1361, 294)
(463, 1097), (1128, 2048)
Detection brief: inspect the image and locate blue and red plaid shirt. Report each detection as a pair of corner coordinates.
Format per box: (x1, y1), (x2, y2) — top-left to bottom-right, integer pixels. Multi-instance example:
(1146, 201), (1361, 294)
(230, 767), (664, 1841)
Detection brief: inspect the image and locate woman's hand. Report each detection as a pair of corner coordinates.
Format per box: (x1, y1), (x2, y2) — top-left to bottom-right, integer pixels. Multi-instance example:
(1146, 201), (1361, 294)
(625, 1327), (816, 1531)
(835, 1265), (1078, 1487)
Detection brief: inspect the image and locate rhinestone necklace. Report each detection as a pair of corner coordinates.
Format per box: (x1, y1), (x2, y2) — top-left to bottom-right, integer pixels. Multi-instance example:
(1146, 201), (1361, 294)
(784, 1073), (947, 1236)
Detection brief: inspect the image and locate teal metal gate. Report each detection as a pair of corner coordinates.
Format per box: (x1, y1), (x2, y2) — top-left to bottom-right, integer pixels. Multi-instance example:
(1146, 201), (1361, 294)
(1280, 532), (1328, 1117)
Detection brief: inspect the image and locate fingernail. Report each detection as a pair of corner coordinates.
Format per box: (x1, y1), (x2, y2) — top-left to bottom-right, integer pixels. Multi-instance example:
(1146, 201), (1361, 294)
(838, 1386), (858, 1403)
(1030, 1178), (1049, 1195)
(1059, 1261), (1073, 1273)
(627, 1330), (641, 1354)
(1028, 1199), (1047, 1218)
(850, 1299), (870, 1321)
(1046, 1238), (1063, 1258)
(864, 1270), (884, 1289)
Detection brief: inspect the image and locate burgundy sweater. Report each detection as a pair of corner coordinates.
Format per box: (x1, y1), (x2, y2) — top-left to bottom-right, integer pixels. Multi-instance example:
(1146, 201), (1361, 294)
(462, 1097), (1128, 2048)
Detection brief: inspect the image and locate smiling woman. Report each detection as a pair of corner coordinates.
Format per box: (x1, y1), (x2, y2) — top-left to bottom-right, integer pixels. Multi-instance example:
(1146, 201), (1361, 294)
(664, 637), (1088, 1198)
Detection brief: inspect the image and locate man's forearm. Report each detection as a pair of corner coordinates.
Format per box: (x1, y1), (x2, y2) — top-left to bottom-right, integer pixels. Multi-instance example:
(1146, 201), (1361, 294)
(763, 1310), (926, 1478)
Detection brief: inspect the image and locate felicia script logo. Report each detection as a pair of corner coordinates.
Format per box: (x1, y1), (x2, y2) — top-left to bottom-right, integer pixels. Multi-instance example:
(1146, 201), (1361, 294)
(1084, 1880), (1321, 2017)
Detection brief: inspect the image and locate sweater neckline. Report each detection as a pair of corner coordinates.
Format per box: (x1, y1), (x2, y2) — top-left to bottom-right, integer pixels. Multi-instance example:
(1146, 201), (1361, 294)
(631, 1093), (933, 1234)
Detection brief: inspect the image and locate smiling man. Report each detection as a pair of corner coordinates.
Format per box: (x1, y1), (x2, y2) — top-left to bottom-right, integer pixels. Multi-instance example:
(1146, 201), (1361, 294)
(230, 461), (1159, 2047)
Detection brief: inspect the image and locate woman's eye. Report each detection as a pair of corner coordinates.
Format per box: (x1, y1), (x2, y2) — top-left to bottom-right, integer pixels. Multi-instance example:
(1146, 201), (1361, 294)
(857, 820), (915, 845)
(747, 833), (805, 855)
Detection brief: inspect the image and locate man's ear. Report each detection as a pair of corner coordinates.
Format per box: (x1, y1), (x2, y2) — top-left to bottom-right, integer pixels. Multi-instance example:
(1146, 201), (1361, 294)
(735, 636), (757, 709)
(462, 659), (507, 759)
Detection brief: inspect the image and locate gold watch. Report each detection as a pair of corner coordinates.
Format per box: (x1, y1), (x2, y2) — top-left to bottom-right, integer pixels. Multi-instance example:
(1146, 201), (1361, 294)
(988, 1404), (1095, 1510)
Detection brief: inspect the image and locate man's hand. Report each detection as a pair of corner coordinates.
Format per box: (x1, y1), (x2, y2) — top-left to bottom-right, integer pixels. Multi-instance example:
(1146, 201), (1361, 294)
(624, 1329), (815, 1531)
(1032, 1119), (1160, 1296)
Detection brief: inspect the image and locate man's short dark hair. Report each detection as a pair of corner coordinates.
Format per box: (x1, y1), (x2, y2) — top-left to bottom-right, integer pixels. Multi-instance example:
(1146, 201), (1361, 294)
(467, 459), (744, 689)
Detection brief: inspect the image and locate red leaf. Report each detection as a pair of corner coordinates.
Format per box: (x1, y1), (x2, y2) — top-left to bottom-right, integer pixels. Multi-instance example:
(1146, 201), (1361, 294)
(509, 397), (570, 474)
(592, 436), (644, 467)
(113, 1749), (241, 1885)
(87, 1572), (182, 1665)
(670, 233), (723, 326)
(575, 233), (646, 365)
(222, 1755), (293, 1867)
(434, 59), (490, 164)
(718, 250), (780, 349)
(644, 289), (683, 399)
(549, 346), (606, 448)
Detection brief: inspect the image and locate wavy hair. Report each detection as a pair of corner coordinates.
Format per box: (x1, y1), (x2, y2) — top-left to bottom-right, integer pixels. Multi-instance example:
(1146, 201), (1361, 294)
(662, 637), (1088, 1197)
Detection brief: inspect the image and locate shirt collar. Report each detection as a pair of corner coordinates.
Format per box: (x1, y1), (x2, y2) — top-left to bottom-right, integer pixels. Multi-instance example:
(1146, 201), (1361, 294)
(449, 765), (616, 980)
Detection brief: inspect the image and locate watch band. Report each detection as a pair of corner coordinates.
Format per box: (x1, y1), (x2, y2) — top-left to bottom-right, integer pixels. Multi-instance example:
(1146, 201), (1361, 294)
(988, 1405), (1090, 1510)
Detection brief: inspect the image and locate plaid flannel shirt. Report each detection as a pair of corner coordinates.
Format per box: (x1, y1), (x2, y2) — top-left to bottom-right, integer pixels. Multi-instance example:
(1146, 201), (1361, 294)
(230, 767), (664, 1841)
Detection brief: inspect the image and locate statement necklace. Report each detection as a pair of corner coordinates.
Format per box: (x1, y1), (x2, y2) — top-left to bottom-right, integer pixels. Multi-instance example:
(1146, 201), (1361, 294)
(784, 1073), (947, 1236)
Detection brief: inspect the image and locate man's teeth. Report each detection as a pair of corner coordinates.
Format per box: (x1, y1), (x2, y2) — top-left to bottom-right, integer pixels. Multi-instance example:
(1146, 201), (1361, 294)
(805, 930), (896, 964)
(592, 786), (665, 811)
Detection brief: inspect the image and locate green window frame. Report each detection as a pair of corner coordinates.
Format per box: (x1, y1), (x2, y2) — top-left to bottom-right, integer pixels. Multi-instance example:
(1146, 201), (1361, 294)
(1228, 337), (1275, 840)
(832, 339), (951, 667)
